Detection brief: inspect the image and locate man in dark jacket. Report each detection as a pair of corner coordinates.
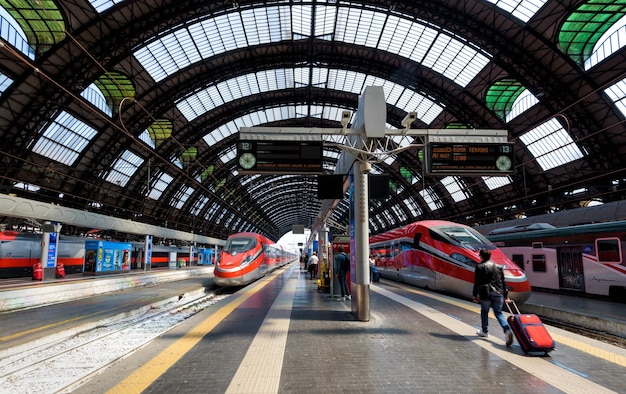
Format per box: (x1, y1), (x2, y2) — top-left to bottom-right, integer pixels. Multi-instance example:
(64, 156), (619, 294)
(335, 246), (351, 301)
(472, 248), (513, 346)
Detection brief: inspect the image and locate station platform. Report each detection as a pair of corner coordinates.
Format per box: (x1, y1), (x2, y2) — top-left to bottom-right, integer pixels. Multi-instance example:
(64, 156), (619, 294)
(2, 263), (626, 393)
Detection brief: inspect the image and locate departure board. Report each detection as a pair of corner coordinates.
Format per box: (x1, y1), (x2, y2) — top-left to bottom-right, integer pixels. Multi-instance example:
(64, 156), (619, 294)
(427, 142), (515, 175)
(237, 140), (323, 174)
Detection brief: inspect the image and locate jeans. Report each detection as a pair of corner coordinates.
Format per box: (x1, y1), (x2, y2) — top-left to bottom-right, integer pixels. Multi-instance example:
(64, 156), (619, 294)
(338, 271), (350, 296)
(479, 293), (509, 334)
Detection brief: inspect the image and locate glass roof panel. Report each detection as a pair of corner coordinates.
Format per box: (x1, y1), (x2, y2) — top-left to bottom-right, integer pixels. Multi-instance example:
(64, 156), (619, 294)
(483, 176), (512, 190)
(586, 14), (626, 69)
(138, 130), (155, 149)
(173, 185), (194, 210)
(190, 195), (209, 216)
(133, 5), (490, 88)
(604, 77), (626, 117)
(420, 188), (439, 211)
(0, 72), (13, 95)
(441, 176), (469, 202)
(1, 0), (65, 55)
(483, 0), (547, 23)
(148, 172), (173, 200)
(147, 119), (172, 147)
(80, 83), (111, 116)
(31, 111), (98, 166)
(391, 203), (407, 221)
(403, 197), (422, 217)
(105, 150), (144, 187)
(0, 6), (35, 59)
(559, 0), (626, 68)
(181, 67), (443, 125)
(519, 118), (584, 171)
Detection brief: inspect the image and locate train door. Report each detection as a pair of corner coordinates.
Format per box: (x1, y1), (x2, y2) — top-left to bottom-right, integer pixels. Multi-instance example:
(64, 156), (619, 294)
(557, 246), (585, 291)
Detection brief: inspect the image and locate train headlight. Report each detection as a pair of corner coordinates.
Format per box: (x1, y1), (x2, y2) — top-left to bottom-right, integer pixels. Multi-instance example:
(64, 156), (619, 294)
(241, 256), (253, 267)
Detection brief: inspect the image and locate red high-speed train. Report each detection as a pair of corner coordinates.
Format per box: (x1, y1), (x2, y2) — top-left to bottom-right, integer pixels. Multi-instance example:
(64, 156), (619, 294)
(369, 220), (531, 304)
(214, 232), (298, 287)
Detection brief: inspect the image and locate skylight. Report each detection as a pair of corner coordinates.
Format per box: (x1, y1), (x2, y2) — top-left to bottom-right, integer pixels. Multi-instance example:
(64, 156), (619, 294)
(181, 67), (444, 126)
(134, 5), (490, 88)
(483, 0), (547, 23)
(105, 150), (144, 187)
(519, 117), (584, 171)
(148, 172), (174, 200)
(0, 73), (13, 95)
(604, 77), (626, 118)
(31, 111), (98, 166)
(441, 176), (470, 202)
(483, 176), (512, 190)
(420, 188), (439, 211)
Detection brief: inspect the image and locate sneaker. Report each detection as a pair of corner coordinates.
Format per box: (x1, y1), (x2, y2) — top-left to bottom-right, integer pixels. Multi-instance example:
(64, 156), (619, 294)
(338, 296), (345, 301)
(505, 329), (514, 347)
(477, 329), (488, 338)
(346, 295), (352, 300)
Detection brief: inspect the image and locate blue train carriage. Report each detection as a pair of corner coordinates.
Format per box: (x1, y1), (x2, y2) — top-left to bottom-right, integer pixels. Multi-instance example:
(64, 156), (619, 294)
(84, 240), (132, 275)
(486, 220), (626, 299)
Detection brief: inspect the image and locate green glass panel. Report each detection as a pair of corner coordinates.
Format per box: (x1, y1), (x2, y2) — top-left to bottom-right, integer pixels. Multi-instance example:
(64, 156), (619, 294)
(485, 78), (524, 121)
(1, 0), (65, 55)
(200, 166), (214, 182)
(94, 72), (136, 114)
(180, 147), (197, 167)
(559, 0), (626, 67)
(400, 167), (412, 182)
(147, 119), (172, 146)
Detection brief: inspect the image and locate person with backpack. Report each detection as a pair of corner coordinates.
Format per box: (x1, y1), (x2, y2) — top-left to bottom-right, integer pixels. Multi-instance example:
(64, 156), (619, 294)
(472, 248), (513, 346)
(335, 246), (351, 301)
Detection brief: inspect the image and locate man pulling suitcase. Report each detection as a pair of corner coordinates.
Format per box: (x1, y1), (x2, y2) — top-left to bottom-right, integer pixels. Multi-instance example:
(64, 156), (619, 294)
(472, 248), (514, 347)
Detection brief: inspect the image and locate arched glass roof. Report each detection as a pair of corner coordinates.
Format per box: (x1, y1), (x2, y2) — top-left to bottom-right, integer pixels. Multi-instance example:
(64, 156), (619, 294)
(1, 0), (625, 241)
(133, 5), (491, 88)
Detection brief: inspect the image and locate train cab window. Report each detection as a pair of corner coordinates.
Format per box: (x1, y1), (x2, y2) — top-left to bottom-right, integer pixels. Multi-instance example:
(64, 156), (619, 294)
(224, 237), (256, 253)
(597, 238), (621, 263)
(532, 254), (547, 272)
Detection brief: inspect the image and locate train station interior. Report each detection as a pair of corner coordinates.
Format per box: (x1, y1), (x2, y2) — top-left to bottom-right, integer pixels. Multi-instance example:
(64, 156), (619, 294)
(1, 0), (625, 243)
(2, 1), (626, 393)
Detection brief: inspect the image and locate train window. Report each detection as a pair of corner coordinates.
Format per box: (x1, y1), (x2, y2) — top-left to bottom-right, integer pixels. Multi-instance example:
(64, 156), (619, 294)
(511, 254), (525, 271)
(532, 254), (546, 272)
(597, 238), (621, 263)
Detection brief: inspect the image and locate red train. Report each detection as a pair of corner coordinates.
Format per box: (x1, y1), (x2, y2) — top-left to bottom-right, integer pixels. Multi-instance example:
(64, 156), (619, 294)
(369, 220), (531, 304)
(214, 232), (298, 287)
(0, 231), (200, 278)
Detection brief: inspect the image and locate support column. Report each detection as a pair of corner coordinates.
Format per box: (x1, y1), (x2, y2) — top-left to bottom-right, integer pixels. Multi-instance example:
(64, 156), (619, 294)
(352, 162), (370, 321)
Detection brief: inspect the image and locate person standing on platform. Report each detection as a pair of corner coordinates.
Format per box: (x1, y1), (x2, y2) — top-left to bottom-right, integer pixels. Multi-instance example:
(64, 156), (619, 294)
(472, 248), (513, 346)
(308, 251), (319, 280)
(335, 246), (351, 301)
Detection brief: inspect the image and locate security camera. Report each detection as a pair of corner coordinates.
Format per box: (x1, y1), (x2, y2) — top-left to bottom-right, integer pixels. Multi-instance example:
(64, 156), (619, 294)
(401, 111), (417, 128)
(341, 110), (352, 127)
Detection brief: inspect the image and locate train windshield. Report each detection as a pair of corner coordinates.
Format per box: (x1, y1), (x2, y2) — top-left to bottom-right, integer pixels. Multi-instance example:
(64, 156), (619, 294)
(223, 237), (257, 253)
(430, 224), (493, 251)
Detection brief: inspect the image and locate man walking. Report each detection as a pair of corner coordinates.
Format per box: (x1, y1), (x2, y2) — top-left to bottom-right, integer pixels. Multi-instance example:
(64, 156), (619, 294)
(472, 248), (513, 346)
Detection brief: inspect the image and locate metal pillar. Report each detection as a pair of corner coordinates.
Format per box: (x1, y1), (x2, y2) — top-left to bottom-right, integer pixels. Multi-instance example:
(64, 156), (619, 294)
(352, 162), (370, 321)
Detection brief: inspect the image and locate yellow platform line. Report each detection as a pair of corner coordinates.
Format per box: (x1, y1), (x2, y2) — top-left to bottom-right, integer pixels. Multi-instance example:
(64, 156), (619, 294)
(106, 273), (278, 394)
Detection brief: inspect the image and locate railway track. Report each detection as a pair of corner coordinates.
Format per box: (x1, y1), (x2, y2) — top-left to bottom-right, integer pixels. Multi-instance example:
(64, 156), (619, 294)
(0, 288), (231, 394)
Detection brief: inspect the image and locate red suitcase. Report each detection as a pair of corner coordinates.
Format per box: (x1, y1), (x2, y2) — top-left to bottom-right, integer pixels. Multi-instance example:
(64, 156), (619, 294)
(506, 300), (555, 355)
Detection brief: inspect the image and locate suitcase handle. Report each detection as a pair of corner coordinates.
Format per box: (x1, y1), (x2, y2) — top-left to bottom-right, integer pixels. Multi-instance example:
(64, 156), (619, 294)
(505, 299), (521, 315)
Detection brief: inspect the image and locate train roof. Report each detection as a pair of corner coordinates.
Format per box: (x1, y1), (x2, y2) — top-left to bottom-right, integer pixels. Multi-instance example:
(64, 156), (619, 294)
(475, 200), (626, 236)
(369, 220), (469, 244)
